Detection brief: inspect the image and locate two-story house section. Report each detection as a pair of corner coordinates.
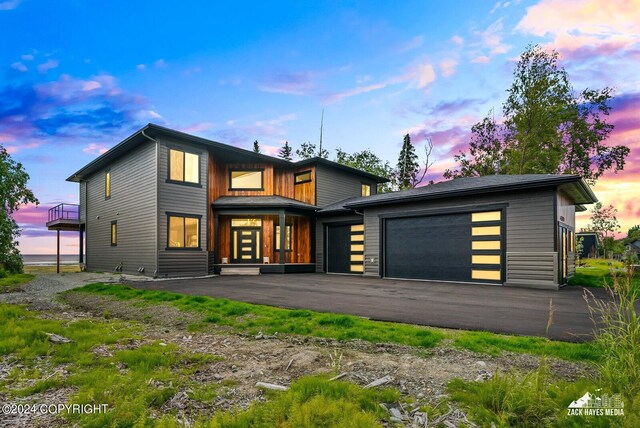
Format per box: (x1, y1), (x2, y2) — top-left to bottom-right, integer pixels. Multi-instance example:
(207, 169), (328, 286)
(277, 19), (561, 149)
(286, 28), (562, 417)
(56, 123), (596, 289)
(64, 124), (386, 277)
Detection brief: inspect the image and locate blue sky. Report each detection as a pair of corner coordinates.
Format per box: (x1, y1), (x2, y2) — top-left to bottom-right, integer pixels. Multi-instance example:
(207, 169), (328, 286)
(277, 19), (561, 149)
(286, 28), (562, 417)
(2, 0), (639, 254)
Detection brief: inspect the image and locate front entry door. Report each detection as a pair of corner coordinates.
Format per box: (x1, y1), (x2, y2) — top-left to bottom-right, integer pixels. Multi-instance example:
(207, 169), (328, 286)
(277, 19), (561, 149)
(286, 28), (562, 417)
(231, 227), (261, 263)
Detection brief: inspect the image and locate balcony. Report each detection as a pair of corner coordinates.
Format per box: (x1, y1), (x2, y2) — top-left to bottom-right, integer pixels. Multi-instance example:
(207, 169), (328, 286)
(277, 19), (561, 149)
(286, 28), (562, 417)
(46, 203), (83, 231)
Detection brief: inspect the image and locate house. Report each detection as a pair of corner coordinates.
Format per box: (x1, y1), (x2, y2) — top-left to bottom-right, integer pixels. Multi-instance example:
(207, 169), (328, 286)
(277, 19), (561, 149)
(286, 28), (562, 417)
(576, 232), (600, 259)
(48, 124), (598, 290)
(626, 239), (640, 256)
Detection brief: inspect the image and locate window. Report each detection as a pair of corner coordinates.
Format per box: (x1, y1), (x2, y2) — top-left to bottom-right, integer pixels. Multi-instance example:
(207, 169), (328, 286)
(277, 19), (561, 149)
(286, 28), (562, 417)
(294, 170), (312, 184)
(230, 169), (263, 190)
(168, 215), (200, 248)
(361, 183), (371, 197)
(231, 218), (262, 227)
(471, 211), (501, 222)
(110, 221), (117, 246)
(105, 171), (111, 199)
(169, 149), (199, 184)
(275, 225), (292, 251)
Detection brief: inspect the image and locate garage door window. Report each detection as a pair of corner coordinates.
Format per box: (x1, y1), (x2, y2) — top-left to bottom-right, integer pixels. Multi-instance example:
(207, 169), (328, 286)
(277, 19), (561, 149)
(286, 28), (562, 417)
(471, 210), (502, 282)
(350, 225), (364, 273)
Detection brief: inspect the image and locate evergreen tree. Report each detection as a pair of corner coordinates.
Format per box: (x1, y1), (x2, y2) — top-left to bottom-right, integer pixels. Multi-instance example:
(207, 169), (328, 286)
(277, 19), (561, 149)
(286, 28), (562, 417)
(278, 141), (293, 160)
(252, 140), (260, 153)
(396, 133), (419, 189)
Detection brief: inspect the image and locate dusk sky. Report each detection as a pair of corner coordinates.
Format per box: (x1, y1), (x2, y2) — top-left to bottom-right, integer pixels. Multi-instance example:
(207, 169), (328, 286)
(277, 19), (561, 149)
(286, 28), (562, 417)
(1, 0), (638, 255)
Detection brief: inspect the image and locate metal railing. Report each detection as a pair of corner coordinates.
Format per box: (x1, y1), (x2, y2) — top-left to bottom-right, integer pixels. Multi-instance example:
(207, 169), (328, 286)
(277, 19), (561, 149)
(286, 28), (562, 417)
(48, 203), (80, 223)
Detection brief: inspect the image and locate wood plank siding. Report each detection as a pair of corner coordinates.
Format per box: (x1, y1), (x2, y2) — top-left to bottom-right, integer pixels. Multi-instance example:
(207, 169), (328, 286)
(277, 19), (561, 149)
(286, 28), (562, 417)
(84, 140), (157, 275)
(362, 189), (559, 287)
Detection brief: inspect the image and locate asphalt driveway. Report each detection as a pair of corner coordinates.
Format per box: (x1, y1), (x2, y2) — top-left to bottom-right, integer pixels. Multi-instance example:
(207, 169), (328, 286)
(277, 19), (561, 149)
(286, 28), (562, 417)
(131, 273), (609, 342)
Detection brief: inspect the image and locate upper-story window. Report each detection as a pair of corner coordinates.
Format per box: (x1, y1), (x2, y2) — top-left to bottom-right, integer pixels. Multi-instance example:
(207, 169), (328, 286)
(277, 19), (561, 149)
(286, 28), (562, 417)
(230, 169), (263, 190)
(294, 170), (312, 185)
(361, 183), (371, 197)
(169, 148), (199, 184)
(105, 170), (111, 199)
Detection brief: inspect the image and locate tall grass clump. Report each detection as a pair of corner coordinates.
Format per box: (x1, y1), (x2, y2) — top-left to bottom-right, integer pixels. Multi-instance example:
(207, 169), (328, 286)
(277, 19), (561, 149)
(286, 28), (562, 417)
(585, 264), (640, 426)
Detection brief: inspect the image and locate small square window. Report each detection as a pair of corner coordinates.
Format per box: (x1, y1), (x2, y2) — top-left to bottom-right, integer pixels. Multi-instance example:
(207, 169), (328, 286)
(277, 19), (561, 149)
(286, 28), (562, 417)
(169, 149), (199, 184)
(361, 183), (371, 197)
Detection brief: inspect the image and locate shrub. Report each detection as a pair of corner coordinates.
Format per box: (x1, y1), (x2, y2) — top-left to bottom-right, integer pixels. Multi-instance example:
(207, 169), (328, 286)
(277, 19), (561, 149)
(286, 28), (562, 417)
(0, 269), (7, 278)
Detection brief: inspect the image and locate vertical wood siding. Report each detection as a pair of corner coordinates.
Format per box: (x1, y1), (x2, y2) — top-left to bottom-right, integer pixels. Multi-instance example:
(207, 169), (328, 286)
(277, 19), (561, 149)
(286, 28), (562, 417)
(84, 140), (157, 275)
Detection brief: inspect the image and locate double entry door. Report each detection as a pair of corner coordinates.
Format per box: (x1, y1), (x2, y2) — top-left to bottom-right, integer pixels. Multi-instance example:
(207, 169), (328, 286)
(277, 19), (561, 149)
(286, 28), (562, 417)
(231, 227), (262, 263)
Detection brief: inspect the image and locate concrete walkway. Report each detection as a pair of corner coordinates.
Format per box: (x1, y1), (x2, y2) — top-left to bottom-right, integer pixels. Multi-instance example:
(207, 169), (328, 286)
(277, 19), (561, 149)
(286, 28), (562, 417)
(130, 273), (610, 341)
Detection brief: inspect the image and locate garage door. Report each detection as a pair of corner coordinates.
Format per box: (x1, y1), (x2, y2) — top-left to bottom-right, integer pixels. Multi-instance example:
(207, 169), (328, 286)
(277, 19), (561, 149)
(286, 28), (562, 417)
(383, 210), (503, 283)
(326, 223), (364, 274)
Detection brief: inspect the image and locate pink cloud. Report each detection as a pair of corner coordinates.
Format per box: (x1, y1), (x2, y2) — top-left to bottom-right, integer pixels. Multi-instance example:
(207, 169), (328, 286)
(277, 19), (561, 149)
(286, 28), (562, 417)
(516, 0), (640, 59)
(471, 56), (490, 64)
(439, 59), (458, 77)
(179, 122), (214, 134)
(82, 143), (109, 155)
(450, 35), (464, 45)
(10, 61), (27, 72)
(259, 71), (318, 96)
(37, 59), (59, 73)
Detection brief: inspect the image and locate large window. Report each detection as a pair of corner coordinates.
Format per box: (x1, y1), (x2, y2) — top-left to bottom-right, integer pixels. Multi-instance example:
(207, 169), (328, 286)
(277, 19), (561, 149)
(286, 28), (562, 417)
(361, 183), (371, 197)
(275, 225), (292, 251)
(230, 169), (263, 190)
(294, 170), (312, 184)
(169, 149), (199, 184)
(168, 215), (200, 248)
(105, 171), (111, 199)
(110, 221), (117, 246)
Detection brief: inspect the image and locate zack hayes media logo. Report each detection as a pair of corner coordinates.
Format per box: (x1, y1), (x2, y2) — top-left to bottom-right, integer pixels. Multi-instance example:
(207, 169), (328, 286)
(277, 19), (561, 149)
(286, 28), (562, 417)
(567, 391), (624, 417)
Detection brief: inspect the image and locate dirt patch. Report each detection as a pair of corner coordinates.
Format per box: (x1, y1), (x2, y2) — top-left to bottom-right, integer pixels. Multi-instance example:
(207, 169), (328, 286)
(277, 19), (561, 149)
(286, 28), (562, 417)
(56, 291), (593, 426)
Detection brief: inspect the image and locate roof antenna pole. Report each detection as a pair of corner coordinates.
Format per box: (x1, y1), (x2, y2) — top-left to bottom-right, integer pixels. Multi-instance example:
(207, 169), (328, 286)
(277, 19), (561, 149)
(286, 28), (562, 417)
(319, 108), (324, 157)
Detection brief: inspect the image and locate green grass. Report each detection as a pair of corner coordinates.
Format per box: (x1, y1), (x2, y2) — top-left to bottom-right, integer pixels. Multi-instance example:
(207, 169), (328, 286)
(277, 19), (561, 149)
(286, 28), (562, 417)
(72, 283), (445, 349)
(454, 331), (601, 362)
(0, 273), (35, 290)
(447, 362), (610, 427)
(206, 375), (399, 428)
(72, 283), (601, 362)
(569, 258), (639, 289)
(0, 304), (219, 427)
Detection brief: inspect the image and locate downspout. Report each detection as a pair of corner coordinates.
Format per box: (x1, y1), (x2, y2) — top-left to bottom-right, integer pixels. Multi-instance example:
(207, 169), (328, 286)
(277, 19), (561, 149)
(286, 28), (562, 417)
(141, 129), (159, 278)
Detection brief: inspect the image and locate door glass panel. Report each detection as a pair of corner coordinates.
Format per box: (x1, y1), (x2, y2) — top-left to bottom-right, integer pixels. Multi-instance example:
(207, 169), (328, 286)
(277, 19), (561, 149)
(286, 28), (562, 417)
(472, 240), (501, 250)
(231, 218), (262, 227)
(351, 254), (364, 262)
(351, 233), (364, 242)
(351, 244), (364, 252)
(472, 226), (501, 236)
(472, 270), (501, 280)
(472, 211), (501, 222)
(233, 231), (238, 259)
(242, 239), (251, 243)
(472, 255), (501, 264)
(241, 255), (252, 260)
(256, 232), (260, 257)
(351, 264), (364, 272)
(351, 224), (364, 232)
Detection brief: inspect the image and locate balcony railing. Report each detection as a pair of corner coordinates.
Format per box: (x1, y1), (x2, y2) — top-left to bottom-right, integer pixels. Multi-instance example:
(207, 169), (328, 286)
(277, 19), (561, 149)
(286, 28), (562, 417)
(48, 203), (80, 223)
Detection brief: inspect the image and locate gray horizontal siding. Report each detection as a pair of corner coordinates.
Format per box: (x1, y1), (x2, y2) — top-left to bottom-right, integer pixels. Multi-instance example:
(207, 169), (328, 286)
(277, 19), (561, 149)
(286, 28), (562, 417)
(315, 214), (364, 272)
(363, 188), (556, 278)
(157, 138), (209, 277)
(506, 252), (558, 290)
(79, 181), (86, 223)
(315, 164), (377, 208)
(84, 140), (157, 275)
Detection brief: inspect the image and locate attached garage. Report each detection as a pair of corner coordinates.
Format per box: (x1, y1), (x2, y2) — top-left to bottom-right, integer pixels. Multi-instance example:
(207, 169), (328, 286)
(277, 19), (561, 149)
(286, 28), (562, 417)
(326, 223), (364, 274)
(382, 209), (504, 284)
